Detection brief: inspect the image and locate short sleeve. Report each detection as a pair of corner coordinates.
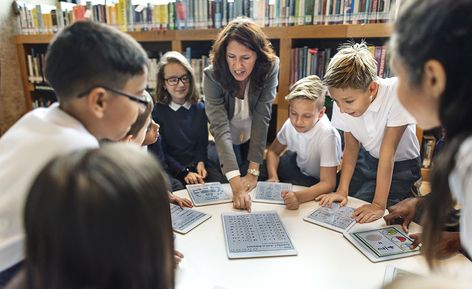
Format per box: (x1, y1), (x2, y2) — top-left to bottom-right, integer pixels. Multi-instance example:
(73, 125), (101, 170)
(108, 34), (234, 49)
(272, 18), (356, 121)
(319, 131), (342, 167)
(387, 87), (416, 127)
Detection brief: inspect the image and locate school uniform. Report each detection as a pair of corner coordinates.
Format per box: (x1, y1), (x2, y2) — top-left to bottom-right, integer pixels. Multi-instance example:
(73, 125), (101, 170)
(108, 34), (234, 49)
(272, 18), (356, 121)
(149, 101), (225, 189)
(276, 115), (342, 186)
(449, 136), (472, 256)
(332, 77), (421, 207)
(0, 103), (99, 283)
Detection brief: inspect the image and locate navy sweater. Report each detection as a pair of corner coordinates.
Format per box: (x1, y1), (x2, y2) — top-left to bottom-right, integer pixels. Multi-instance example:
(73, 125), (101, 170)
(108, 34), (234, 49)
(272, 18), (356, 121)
(153, 102), (208, 176)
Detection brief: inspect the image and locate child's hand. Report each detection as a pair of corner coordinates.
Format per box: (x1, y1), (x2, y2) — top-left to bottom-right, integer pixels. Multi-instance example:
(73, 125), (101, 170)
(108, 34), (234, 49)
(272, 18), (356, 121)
(315, 192), (347, 207)
(174, 250), (184, 268)
(281, 191), (299, 210)
(169, 193), (193, 208)
(409, 231), (461, 258)
(184, 172), (204, 184)
(196, 161), (207, 179)
(353, 203), (384, 223)
(384, 197), (420, 232)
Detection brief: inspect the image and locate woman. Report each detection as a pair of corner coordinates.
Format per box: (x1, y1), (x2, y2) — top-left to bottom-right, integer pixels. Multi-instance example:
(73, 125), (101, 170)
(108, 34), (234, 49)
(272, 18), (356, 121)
(203, 17), (279, 211)
(390, 0), (472, 264)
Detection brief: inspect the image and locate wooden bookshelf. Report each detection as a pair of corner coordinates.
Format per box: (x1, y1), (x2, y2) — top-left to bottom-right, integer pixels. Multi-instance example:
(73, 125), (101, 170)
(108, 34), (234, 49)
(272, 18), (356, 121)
(15, 23), (392, 130)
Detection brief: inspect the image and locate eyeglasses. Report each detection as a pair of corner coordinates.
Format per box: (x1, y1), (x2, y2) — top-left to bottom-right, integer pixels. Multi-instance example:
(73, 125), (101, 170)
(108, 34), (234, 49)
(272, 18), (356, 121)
(77, 86), (149, 113)
(165, 75), (191, 86)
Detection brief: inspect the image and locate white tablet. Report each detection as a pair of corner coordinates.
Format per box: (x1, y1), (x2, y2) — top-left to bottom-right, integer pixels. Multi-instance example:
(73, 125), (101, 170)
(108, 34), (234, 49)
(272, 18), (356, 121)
(252, 181), (292, 204)
(222, 210), (298, 259)
(303, 203), (356, 233)
(186, 182), (232, 206)
(170, 203), (211, 234)
(383, 264), (418, 285)
(343, 225), (421, 262)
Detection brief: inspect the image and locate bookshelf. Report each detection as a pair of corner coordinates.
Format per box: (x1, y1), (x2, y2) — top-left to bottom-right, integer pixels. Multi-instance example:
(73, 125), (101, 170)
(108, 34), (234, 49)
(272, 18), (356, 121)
(15, 23), (391, 131)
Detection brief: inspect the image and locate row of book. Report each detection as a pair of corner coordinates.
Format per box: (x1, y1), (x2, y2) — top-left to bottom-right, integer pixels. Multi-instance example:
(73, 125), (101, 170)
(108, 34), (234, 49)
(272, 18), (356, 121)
(290, 44), (391, 84)
(15, 0), (401, 34)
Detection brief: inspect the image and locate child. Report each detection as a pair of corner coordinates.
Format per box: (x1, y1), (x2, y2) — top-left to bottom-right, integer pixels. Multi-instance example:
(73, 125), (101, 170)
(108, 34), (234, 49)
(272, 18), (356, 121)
(0, 21), (149, 284)
(5, 144), (175, 289)
(389, 0), (472, 262)
(122, 91), (192, 208)
(318, 42), (421, 224)
(149, 51), (225, 190)
(266, 75), (342, 210)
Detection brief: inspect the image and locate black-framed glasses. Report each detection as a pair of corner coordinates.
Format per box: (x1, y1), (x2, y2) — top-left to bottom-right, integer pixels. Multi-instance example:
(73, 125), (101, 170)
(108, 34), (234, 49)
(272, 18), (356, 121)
(165, 74), (191, 86)
(77, 86), (149, 113)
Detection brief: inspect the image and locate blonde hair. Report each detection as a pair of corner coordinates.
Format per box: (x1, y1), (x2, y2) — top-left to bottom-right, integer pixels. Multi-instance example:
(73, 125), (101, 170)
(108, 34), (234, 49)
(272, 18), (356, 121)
(285, 75), (325, 109)
(156, 51), (200, 105)
(324, 41), (378, 90)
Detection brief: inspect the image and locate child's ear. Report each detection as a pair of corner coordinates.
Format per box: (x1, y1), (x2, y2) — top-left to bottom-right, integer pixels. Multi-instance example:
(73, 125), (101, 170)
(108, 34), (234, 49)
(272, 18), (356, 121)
(123, 134), (134, 143)
(86, 87), (108, 118)
(424, 60), (446, 100)
(368, 81), (379, 97)
(318, 106), (326, 118)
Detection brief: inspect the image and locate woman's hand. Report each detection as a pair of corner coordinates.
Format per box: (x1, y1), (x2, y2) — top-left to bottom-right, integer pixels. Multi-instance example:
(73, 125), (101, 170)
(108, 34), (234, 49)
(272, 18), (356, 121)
(240, 174), (258, 192)
(229, 176), (252, 212)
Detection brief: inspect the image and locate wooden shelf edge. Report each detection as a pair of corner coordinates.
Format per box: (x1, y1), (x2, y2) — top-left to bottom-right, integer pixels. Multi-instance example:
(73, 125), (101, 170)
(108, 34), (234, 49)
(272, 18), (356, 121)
(15, 23), (391, 44)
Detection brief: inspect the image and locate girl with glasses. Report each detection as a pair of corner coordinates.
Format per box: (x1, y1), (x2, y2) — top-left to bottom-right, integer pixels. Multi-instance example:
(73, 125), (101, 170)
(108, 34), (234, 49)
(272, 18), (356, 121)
(149, 51), (226, 191)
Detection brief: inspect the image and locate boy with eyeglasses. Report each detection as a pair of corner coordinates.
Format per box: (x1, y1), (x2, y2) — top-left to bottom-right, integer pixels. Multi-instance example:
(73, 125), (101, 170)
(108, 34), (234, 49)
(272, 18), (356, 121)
(0, 21), (149, 285)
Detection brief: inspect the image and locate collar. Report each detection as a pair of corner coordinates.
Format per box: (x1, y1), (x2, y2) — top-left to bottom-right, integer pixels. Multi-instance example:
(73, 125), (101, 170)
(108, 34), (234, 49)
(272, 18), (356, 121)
(367, 80), (383, 113)
(169, 101), (191, 111)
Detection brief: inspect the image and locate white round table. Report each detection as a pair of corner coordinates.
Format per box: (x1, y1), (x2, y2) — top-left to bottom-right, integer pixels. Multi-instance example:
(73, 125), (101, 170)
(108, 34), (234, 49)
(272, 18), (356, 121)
(173, 186), (472, 289)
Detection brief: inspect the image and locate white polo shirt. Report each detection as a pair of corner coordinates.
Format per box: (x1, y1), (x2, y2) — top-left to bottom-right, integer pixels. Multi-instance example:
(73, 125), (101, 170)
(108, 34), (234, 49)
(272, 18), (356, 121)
(0, 103), (99, 271)
(332, 77), (420, 161)
(277, 114), (342, 179)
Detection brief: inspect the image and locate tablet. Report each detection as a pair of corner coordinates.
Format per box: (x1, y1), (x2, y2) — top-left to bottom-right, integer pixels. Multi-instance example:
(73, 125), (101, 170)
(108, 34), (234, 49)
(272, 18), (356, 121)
(252, 181), (292, 204)
(186, 182), (232, 206)
(343, 225), (421, 262)
(222, 210), (298, 259)
(170, 203), (211, 234)
(303, 203), (356, 233)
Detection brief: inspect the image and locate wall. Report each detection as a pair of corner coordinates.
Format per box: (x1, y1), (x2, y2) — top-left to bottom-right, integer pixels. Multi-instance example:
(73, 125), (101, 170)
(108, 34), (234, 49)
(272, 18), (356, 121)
(0, 0), (55, 135)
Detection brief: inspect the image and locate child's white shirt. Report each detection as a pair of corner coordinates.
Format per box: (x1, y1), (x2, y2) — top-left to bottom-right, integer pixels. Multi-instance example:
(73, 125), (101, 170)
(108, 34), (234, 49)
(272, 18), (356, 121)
(0, 103), (99, 271)
(331, 77), (420, 161)
(449, 135), (472, 256)
(277, 114), (342, 179)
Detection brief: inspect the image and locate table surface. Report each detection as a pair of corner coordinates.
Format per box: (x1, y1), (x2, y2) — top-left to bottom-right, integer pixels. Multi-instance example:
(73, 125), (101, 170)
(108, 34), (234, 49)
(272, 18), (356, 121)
(173, 186), (472, 289)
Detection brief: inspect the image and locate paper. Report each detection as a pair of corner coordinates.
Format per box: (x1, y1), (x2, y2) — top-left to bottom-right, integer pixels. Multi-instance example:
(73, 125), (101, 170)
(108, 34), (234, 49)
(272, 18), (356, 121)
(170, 203), (211, 234)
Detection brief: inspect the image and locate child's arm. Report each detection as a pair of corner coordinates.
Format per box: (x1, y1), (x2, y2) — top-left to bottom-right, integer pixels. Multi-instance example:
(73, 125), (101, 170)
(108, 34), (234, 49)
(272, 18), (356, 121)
(353, 125), (407, 223)
(282, 166), (337, 210)
(317, 131), (360, 206)
(266, 139), (287, 182)
(168, 192), (193, 208)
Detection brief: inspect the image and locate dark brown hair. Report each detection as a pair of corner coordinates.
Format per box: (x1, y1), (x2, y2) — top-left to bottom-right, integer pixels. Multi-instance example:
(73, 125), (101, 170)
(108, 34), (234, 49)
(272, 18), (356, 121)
(392, 0), (472, 266)
(156, 51), (200, 105)
(209, 17), (277, 96)
(126, 91), (154, 137)
(24, 144), (174, 289)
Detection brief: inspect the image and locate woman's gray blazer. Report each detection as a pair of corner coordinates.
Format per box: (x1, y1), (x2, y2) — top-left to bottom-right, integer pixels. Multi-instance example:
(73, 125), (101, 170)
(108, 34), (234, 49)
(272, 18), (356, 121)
(202, 57), (280, 175)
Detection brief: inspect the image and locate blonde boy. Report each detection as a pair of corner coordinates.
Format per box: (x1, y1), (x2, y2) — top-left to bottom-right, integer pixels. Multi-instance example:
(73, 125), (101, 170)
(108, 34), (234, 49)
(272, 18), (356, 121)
(266, 75), (342, 210)
(318, 42), (420, 223)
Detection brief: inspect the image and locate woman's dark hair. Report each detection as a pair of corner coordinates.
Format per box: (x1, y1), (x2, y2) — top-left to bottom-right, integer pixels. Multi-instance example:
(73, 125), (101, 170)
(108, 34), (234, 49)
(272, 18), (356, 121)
(156, 51), (200, 105)
(24, 143), (174, 289)
(209, 17), (277, 96)
(391, 0), (472, 266)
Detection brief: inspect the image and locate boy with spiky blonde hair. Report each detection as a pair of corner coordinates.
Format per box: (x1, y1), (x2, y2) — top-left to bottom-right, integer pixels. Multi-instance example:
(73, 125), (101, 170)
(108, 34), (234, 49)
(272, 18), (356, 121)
(318, 42), (421, 223)
(266, 75), (342, 210)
